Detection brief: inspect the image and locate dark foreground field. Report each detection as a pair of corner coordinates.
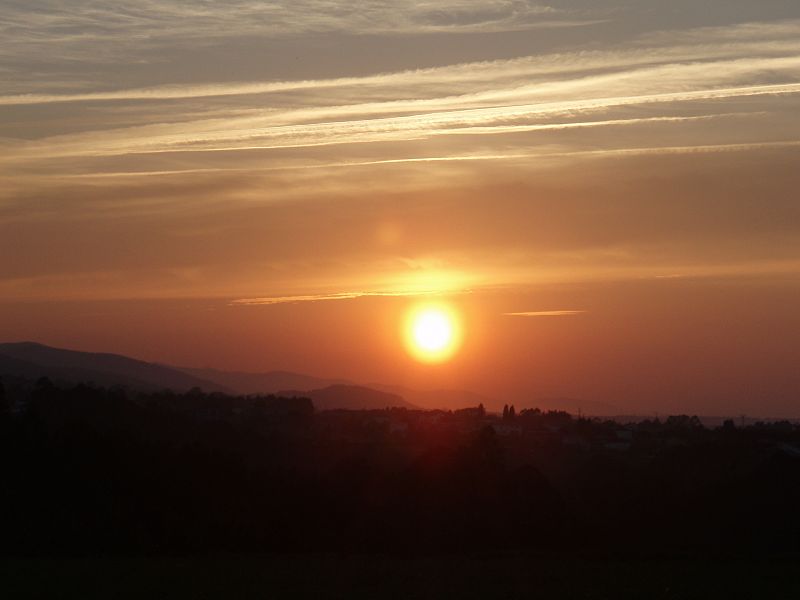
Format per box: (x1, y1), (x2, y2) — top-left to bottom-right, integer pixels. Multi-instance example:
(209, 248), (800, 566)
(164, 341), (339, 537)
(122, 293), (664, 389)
(3, 382), (800, 598)
(3, 555), (800, 600)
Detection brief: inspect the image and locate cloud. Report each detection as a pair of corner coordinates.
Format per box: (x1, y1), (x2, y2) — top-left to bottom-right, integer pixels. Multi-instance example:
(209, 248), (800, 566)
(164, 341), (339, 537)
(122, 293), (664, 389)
(3, 33), (799, 107)
(5, 82), (799, 165)
(3, 8), (800, 303)
(504, 310), (586, 317)
(230, 290), (442, 306)
(0, 0), (587, 74)
(4, 24), (800, 169)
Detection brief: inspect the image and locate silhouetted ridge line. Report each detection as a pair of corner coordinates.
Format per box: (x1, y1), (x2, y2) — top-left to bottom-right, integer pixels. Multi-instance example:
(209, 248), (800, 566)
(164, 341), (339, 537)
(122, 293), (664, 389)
(0, 342), (229, 393)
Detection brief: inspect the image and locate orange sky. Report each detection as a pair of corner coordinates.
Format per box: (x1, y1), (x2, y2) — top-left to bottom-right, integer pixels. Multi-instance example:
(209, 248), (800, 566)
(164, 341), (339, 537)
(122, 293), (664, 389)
(1, 1), (799, 416)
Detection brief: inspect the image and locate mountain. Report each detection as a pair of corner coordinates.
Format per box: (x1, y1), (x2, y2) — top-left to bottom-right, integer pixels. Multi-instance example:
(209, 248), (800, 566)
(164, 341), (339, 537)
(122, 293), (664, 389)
(0, 342), (488, 412)
(0, 342), (229, 393)
(177, 366), (351, 395)
(181, 367), (492, 411)
(277, 384), (416, 411)
(367, 383), (493, 411)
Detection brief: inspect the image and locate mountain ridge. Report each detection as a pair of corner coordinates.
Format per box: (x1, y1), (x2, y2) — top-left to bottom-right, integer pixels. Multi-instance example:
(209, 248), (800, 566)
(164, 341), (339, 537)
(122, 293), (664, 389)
(0, 342), (610, 414)
(177, 365), (351, 396)
(0, 341), (230, 394)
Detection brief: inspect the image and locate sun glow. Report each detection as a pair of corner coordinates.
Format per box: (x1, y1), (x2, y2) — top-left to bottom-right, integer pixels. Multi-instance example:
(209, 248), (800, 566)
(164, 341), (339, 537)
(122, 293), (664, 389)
(404, 303), (462, 363)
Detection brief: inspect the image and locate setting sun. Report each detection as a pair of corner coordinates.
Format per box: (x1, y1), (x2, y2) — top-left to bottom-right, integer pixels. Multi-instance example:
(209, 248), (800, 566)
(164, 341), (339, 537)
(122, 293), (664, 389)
(404, 304), (462, 363)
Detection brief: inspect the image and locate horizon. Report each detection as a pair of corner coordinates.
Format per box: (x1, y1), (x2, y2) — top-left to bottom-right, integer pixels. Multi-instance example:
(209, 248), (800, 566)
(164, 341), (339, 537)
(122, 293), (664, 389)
(2, 1), (800, 418)
(2, 339), (799, 422)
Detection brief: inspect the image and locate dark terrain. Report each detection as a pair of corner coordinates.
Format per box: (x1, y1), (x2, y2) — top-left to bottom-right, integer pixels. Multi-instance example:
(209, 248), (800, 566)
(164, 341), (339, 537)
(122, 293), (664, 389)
(1, 360), (799, 597)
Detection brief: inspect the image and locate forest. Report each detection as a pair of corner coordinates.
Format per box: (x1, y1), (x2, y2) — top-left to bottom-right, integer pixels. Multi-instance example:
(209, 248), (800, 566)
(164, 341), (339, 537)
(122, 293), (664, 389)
(2, 377), (799, 560)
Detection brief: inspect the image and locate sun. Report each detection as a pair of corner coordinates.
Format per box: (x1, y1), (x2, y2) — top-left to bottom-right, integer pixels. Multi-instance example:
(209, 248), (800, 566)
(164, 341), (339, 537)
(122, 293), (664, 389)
(404, 303), (462, 363)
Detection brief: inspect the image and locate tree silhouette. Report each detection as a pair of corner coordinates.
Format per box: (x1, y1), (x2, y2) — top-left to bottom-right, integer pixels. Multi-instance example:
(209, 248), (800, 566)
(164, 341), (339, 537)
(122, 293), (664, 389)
(1, 377), (798, 559)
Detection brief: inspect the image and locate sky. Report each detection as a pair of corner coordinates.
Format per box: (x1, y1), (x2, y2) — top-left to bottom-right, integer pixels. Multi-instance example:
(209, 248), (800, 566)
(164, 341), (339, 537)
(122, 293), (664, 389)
(1, 1), (799, 416)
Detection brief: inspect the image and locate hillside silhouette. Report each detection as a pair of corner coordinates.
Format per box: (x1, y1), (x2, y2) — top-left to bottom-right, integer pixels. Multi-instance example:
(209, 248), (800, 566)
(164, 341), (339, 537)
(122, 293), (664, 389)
(3, 376), (800, 559)
(0, 342), (228, 393)
(178, 365), (352, 395)
(0, 342), (491, 411)
(181, 367), (491, 410)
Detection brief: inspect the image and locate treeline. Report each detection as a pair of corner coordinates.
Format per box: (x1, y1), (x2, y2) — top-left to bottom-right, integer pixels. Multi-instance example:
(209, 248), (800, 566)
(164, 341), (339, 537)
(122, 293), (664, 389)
(1, 379), (799, 557)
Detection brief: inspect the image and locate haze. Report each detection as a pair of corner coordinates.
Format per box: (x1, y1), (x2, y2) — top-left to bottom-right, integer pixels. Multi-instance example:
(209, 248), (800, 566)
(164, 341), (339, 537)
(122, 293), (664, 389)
(2, 1), (799, 416)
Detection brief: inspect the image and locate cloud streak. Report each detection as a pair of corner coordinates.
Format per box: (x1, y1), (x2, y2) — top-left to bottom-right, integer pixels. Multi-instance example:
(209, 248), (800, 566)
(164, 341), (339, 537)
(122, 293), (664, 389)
(2, 6), (800, 304)
(504, 310), (586, 317)
(0, 14), (797, 172)
(10, 28), (799, 106)
(0, 0), (590, 77)
(5, 81), (799, 165)
(231, 289), (455, 306)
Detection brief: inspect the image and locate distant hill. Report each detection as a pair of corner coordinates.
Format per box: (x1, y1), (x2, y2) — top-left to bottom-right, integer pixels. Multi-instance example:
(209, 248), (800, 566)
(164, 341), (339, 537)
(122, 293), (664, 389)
(181, 366), (492, 411)
(0, 342), (229, 393)
(368, 383), (493, 411)
(526, 397), (622, 416)
(277, 384), (416, 411)
(178, 366), (351, 395)
(0, 342), (491, 412)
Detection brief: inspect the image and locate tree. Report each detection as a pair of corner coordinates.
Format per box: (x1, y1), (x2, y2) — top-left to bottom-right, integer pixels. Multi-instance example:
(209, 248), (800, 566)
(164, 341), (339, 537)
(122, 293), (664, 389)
(35, 376), (54, 391)
(509, 405), (516, 420)
(502, 404), (509, 420)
